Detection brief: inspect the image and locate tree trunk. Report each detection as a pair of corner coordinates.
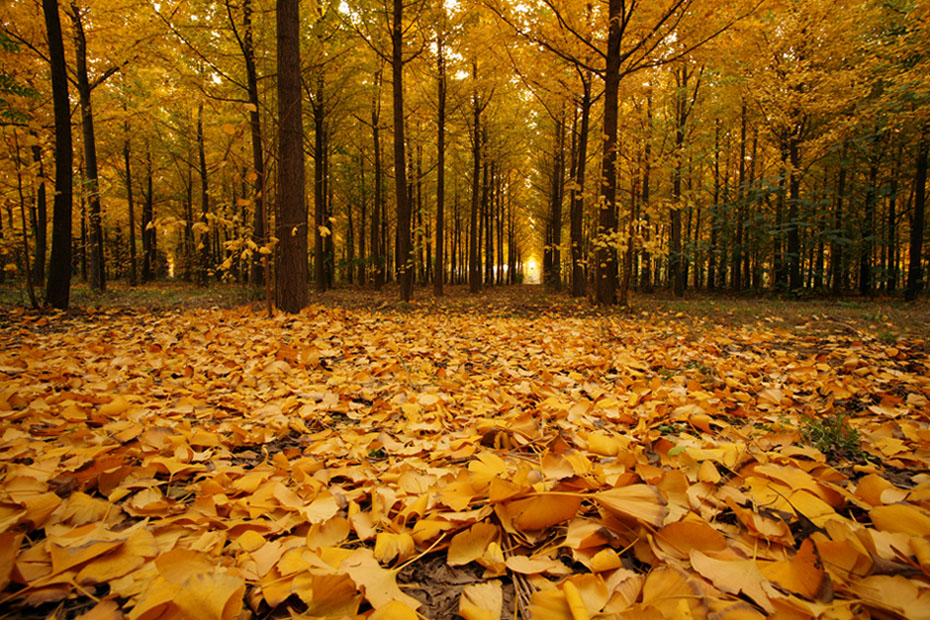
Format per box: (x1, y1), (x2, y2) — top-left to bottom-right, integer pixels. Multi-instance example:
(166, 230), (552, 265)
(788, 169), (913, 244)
(30, 134), (47, 285)
(141, 143), (155, 281)
(569, 76), (590, 298)
(860, 156), (878, 297)
(392, 0), (413, 301)
(434, 35), (446, 296)
(831, 147), (848, 295)
(596, 0), (621, 305)
(43, 0), (73, 309)
(70, 2), (104, 291)
(732, 104), (746, 290)
(196, 103), (210, 286)
(371, 69), (384, 290)
(123, 122), (137, 286)
(239, 0), (267, 289)
(469, 61), (482, 294)
(906, 125), (928, 301)
(313, 92), (326, 292)
(274, 0), (308, 313)
(787, 139), (802, 293)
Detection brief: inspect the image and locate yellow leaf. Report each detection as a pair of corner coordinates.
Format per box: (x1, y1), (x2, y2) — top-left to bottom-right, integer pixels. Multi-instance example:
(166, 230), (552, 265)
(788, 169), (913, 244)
(505, 554), (568, 575)
(563, 580), (590, 620)
(505, 493), (582, 531)
(448, 522), (498, 566)
(374, 532), (415, 564)
(293, 571), (360, 616)
(870, 503), (930, 536)
(98, 395), (131, 417)
(173, 572), (245, 620)
(459, 580), (502, 620)
(339, 548), (420, 610)
(369, 600), (419, 620)
(595, 484), (667, 527)
(689, 550), (774, 613)
(759, 539), (825, 600)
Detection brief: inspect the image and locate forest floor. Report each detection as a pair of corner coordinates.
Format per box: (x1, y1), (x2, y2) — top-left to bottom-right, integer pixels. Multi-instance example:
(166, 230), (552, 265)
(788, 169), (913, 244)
(1, 281), (929, 619)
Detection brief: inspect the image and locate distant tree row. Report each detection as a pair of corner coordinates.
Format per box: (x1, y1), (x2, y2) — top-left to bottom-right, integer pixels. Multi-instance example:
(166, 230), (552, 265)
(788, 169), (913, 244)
(0, 0), (927, 310)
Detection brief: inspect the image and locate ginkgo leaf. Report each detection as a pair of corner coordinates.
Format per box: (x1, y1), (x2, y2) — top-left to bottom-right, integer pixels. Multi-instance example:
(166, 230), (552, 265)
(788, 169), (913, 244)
(374, 532), (415, 564)
(595, 485), (667, 526)
(759, 539), (826, 600)
(339, 548), (420, 610)
(173, 572), (245, 620)
(448, 522), (498, 566)
(504, 493), (582, 531)
(459, 580), (503, 620)
(689, 550), (775, 613)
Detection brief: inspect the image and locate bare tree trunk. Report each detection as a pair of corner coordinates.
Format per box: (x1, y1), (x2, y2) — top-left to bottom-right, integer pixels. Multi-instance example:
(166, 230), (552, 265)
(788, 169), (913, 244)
(392, 0), (413, 301)
(44, 0), (73, 309)
(434, 35), (446, 296)
(196, 103), (210, 286)
(596, 0), (620, 305)
(906, 125), (928, 301)
(469, 61), (482, 294)
(123, 119), (138, 286)
(70, 2), (104, 291)
(274, 0), (308, 313)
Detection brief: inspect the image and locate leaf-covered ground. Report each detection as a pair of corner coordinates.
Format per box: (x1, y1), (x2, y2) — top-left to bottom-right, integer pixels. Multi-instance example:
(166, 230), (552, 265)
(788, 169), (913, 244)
(1, 286), (930, 619)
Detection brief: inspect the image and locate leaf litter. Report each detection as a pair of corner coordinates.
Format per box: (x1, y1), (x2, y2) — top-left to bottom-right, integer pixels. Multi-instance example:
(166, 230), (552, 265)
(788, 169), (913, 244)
(1, 295), (929, 619)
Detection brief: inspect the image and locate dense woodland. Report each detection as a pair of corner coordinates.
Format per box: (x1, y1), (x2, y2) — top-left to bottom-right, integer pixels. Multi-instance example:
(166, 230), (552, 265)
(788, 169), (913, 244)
(1, 0), (929, 311)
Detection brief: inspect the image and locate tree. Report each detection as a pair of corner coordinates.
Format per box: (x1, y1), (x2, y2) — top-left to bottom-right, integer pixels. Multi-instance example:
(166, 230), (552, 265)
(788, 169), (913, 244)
(69, 1), (105, 291)
(274, 0), (308, 313)
(42, 0), (72, 309)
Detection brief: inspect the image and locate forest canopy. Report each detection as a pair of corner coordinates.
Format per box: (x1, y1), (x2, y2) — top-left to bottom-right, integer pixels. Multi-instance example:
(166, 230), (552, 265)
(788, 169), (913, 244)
(1, 0), (929, 310)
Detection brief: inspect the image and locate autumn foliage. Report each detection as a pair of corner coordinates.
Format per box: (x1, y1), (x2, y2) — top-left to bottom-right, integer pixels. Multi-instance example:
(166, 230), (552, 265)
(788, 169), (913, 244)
(1, 294), (929, 619)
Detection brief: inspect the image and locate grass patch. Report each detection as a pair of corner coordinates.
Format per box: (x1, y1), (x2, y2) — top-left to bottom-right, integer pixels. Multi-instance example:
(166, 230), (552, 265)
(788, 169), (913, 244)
(799, 412), (866, 461)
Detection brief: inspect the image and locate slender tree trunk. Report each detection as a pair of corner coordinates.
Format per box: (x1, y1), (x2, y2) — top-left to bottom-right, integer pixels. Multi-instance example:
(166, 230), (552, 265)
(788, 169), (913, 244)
(392, 0), (413, 301)
(831, 147), (848, 295)
(887, 143), (901, 292)
(596, 0), (621, 305)
(196, 103), (210, 286)
(44, 0), (73, 309)
(313, 97), (326, 292)
(70, 2), (104, 291)
(640, 94), (653, 293)
(469, 61), (482, 294)
(30, 135), (47, 285)
(860, 156), (878, 297)
(233, 0), (266, 289)
(275, 0), (308, 312)
(371, 69), (384, 289)
(141, 143), (155, 281)
(787, 138), (802, 292)
(732, 104), (746, 290)
(123, 123), (137, 286)
(434, 35), (446, 296)
(358, 146), (367, 284)
(570, 75), (591, 298)
(906, 126), (928, 301)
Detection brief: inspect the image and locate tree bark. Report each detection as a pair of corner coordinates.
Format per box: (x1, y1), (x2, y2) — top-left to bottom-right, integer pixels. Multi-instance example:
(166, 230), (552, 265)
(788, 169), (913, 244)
(274, 0), (308, 313)
(392, 0), (413, 301)
(595, 0), (621, 305)
(196, 102), (210, 286)
(313, 85), (327, 292)
(123, 120), (137, 286)
(434, 35), (446, 296)
(30, 134), (47, 285)
(43, 0), (73, 309)
(906, 125), (928, 301)
(469, 61), (482, 294)
(70, 2), (104, 291)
